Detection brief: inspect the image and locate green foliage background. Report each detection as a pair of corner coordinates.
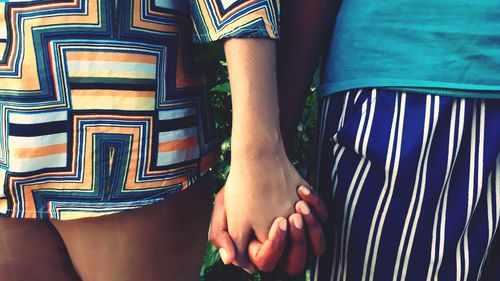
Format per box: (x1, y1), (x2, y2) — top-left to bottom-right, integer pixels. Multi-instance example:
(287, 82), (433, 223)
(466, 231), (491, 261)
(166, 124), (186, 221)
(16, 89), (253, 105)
(197, 44), (319, 281)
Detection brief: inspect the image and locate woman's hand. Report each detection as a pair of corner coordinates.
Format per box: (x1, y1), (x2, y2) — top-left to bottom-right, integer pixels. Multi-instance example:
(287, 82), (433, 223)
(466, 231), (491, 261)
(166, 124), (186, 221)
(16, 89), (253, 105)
(210, 185), (328, 275)
(222, 37), (304, 269)
(224, 141), (309, 268)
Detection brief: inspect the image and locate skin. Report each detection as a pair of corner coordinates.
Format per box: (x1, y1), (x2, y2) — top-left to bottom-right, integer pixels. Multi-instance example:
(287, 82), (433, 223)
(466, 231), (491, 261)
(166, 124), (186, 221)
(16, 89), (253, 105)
(278, 0), (338, 144)
(219, 36), (333, 274)
(210, 185), (328, 275)
(50, 182), (212, 281)
(0, 178), (212, 281)
(1, 2), (337, 280)
(216, 0), (338, 274)
(0, 217), (79, 281)
(0, 4), (335, 277)
(222, 38), (310, 270)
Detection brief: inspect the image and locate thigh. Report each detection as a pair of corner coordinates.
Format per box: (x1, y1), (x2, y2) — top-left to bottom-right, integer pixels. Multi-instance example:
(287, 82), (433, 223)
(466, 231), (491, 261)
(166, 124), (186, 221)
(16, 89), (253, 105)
(0, 217), (80, 281)
(50, 177), (213, 281)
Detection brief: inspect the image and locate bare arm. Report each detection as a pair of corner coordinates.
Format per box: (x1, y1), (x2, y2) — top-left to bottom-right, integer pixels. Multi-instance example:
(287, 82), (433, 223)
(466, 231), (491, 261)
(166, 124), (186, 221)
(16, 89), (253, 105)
(211, 39), (328, 275)
(225, 39), (282, 160)
(189, 0), (332, 273)
(278, 0), (338, 148)
(223, 38), (309, 268)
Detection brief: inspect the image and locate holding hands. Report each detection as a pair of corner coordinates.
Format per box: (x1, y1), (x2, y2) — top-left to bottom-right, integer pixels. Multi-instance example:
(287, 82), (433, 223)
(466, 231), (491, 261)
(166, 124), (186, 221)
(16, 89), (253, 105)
(210, 183), (328, 275)
(209, 143), (327, 275)
(215, 38), (328, 275)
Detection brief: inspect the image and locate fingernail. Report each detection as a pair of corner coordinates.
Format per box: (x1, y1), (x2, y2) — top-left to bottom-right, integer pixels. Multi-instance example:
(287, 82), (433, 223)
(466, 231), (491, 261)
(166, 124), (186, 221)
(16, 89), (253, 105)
(279, 218), (287, 231)
(299, 202), (310, 215)
(219, 248), (228, 264)
(293, 215), (303, 229)
(299, 185), (311, 195)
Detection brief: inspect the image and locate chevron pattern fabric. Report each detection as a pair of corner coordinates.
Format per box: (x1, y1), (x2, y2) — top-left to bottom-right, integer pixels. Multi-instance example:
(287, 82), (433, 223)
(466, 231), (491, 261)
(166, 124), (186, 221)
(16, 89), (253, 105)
(0, 0), (222, 219)
(190, 0), (278, 43)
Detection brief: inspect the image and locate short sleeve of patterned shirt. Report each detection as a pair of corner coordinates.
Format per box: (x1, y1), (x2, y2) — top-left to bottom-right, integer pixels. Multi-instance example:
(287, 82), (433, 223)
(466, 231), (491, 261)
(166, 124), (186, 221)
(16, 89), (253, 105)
(0, 0), (278, 220)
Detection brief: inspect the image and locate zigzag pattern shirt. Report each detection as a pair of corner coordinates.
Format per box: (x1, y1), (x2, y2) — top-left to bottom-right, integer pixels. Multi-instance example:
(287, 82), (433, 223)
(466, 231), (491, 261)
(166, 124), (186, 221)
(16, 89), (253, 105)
(0, 0), (278, 220)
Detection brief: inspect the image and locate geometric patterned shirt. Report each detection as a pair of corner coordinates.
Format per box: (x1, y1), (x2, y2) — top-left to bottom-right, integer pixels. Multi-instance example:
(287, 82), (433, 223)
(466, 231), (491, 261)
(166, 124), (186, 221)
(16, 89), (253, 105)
(0, 0), (278, 220)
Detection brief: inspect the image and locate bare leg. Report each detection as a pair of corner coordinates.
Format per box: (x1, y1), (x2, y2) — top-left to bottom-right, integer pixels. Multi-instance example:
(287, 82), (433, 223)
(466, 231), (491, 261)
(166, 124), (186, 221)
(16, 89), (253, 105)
(0, 217), (80, 281)
(51, 178), (213, 281)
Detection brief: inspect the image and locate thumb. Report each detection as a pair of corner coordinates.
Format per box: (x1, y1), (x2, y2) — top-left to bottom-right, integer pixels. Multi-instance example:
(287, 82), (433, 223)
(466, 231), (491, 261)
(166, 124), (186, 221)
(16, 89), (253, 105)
(211, 231), (236, 265)
(229, 226), (255, 273)
(209, 187), (236, 264)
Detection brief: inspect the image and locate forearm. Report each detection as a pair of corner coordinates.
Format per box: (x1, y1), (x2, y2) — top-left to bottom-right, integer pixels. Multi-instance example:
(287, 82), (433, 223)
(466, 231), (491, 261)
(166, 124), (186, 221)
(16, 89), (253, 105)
(224, 38), (284, 162)
(221, 36), (317, 258)
(278, 0), (338, 148)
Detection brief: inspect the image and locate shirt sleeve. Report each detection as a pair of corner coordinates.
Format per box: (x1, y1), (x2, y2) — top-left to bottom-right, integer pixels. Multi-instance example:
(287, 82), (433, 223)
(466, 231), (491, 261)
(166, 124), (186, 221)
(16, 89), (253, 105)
(190, 0), (279, 43)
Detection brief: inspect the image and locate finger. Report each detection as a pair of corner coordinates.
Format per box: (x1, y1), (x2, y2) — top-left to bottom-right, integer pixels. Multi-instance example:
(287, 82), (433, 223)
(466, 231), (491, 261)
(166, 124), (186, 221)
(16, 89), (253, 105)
(296, 200), (326, 256)
(209, 187), (227, 240)
(212, 232), (236, 265)
(298, 185), (328, 222)
(281, 214), (307, 275)
(208, 187), (236, 265)
(248, 217), (288, 272)
(230, 226), (254, 273)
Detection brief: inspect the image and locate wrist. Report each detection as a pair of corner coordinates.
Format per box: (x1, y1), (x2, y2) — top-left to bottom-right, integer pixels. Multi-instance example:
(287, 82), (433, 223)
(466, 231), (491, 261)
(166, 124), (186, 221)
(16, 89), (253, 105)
(231, 132), (286, 162)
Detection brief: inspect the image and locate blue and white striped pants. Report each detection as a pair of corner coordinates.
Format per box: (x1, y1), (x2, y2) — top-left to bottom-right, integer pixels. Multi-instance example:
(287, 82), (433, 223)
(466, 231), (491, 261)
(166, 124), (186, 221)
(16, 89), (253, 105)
(314, 89), (500, 281)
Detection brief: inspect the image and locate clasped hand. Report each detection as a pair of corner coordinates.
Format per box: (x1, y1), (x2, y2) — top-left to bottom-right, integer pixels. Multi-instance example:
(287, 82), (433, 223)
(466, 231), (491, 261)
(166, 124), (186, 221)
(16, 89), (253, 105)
(209, 147), (328, 275)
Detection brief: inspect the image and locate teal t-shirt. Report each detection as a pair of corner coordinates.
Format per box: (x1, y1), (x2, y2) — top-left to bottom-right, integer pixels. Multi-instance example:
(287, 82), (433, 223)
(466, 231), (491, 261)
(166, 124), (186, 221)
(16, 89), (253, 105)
(318, 0), (500, 99)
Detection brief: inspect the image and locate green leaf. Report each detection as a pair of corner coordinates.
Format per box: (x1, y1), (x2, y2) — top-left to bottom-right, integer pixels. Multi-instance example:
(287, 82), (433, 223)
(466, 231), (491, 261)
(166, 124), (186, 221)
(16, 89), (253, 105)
(211, 82), (231, 93)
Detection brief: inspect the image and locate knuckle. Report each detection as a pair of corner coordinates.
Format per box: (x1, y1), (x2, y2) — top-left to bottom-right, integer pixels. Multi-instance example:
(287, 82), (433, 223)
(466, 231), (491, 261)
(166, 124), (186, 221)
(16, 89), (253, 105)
(313, 198), (323, 209)
(208, 233), (217, 244)
(208, 230), (218, 241)
(255, 257), (278, 272)
(295, 235), (307, 246)
(306, 214), (320, 227)
(291, 231), (307, 245)
(209, 232), (225, 246)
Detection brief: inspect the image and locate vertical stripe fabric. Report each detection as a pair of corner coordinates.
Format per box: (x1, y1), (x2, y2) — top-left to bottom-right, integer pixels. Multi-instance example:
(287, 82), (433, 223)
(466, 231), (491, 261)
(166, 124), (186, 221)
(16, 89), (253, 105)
(314, 89), (500, 281)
